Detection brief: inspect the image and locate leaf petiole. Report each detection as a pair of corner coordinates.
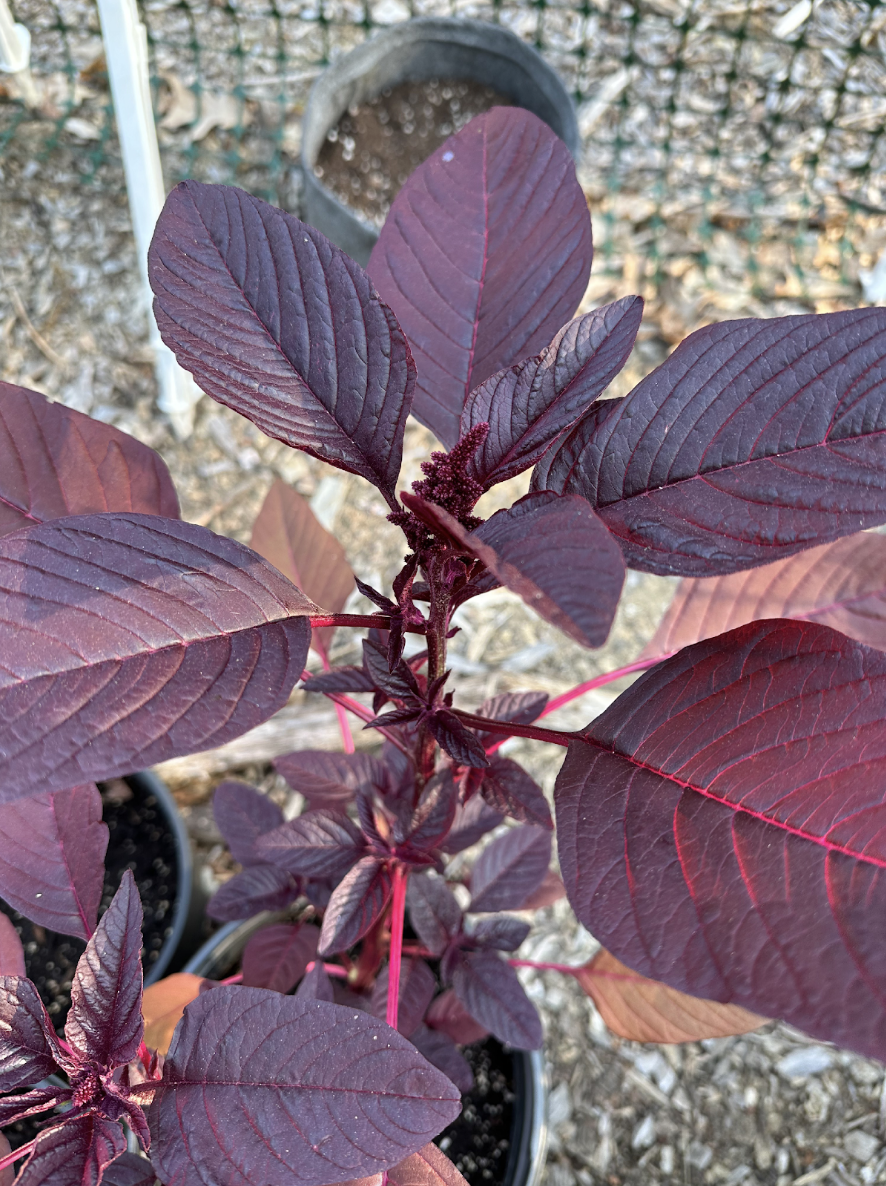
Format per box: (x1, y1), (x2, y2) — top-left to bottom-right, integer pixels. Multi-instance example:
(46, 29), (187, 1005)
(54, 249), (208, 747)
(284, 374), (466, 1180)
(387, 865), (408, 1032)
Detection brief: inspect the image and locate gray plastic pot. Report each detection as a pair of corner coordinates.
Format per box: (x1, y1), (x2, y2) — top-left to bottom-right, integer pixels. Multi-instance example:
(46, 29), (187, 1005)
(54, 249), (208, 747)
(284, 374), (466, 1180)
(185, 916), (549, 1186)
(301, 16), (579, 266)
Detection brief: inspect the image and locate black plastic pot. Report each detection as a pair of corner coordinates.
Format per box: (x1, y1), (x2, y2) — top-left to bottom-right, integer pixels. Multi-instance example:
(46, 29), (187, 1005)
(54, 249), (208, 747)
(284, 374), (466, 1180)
(185, 916), (548, 1186)
(301, 16), (579, 266)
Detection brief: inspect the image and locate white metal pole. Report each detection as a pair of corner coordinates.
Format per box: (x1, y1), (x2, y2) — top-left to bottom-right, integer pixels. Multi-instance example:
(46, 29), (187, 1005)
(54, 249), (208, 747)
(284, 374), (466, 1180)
(96, 0), (200, 437)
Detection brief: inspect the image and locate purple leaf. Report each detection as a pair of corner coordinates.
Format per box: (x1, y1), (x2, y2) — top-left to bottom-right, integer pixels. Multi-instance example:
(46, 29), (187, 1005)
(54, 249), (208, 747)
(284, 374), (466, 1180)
(406, 874), (462, 958)
(370, 959), (436, 1037)
(449, 950), (542, 1050)
(440, 798), (503, 855)
(469, 826), (551, 913)
(461, 298), (643, 488)
(65, 869), (143, 1070)
(425, 989), (488, 1046)
(476, 691), (548, 745)
(212, 781), (284, 867)
(0, 1085), (67, 1130)
(0, 976), (62, 1089)
(149, 987), (462, 1186)
(480, 758), (552, 829)
(15, 1114), (126, 1186)
(150, 182), (415, 507)
(409, 1027), (473, 1095)
(0, 784), (107, 940)
(303, 666), (376, 695)
(0, 915), (24, 977)
(556, 618), (886, 1060)
(388, 1143), (471, 1186)
(471, 916), (531, 952)
(274, 751), (388, 812)
(533, 308), (886, 576)
(102, 1152), (157, 1186)
(295, 962), (335, 1002)
(250, 479), (354, 662)
(426, 711), (489, 770)
(363, 639), (419, 702)
(646, 532), (886, 658)
(257, 810), (366, 880)
(241, 923), (319, 994)
(0, 513), (312, 798)
(207, 864), (301, 922)
(402, 771), (457, 852)
(318, 857), (392, 956)
(0, 381), (179, 537)
(368, 108), (592, 449)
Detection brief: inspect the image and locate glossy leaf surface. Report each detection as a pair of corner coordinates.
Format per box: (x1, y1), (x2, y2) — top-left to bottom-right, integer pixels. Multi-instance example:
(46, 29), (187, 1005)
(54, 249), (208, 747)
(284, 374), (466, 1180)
(469, 826), (551, 913)
(0, 976), (61, 1089)
(149, 988), (462, 1186)
(257, 809), (365, 879)
(250, 479), (354, 660)
(449, 950), (542, 1050)
(556, 619), (886, 1059)
(647, 532), (886, 657)
(0, 381), (179, 537)
(462, 298), (643, 488)
(0, 513), (312, 797)
(407, 874), (462, 958)
(318, 857), (392, 956)
(576, 949), (765, 1044)
(65, 871), (143, 1069)
(0, 784), (107, 940)
(534, 308), (886, 576)
(480, 758), (552, 829)
(150, 182), (415, 505)
(368, 108), (592, 448)
(17, 1114), (126, 1186)
(241, 923), (319, 994)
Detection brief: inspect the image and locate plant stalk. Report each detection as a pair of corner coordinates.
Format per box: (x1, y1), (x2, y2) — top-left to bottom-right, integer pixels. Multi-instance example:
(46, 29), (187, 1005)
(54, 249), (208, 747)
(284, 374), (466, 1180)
(0, 1137), (37, 1172)
(453, 710), (577, 748)
(308, 613), (426, 633)
(387, 865), (408, 1031)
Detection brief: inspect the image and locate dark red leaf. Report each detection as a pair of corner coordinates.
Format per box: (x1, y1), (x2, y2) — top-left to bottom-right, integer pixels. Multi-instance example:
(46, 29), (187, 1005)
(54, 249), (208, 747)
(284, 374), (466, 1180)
(16, 1113), (126, 1186)
(407, 874), (462, 958)
(646, 532), (886, 658)
(519, 869), (566, 910)
(363, 639), (419, 701)
(440, 797), (503, 855)
(0, 976), (62, 1089)
(241, 923), (319, 994)
(461, 298), (643, 488)
(556, 618), (886, 1060)
(480, 758), (552, 829)
(302, 666), (376, 695)
(534, 308), (886, 576)
(0, 916), (24, 977)
(149, 987), (462, 1186)
(65, 870), (143, 1070)
(387, 1142), (471, 1186)
(368, 108), (592, 449)
(449, 950), (542, 1050)
(207, 864), (301, 922)
(212, 781), (285, 867)
(471, 916), (530, 952)
(257, 809), (366, 880)
(250, 479), (354, 661)
(150, 182), (415, 507)
(425, 989), (488, 1046)
(0, 513), (312, 798)
(0, 785), (107, 940)
(408, 1028), (473, 1095)
(476, 691), (548, 746)
(0, 1085), (67, 1130)
(318, 856), (392, 956)
(274, 750), (388, 812)
(469, 826), (551, 913)
(370, 959), (436, 1037)
(102, 1152), (157, 1186)
(427, 711), (489, 769)
(403, 771), (457, 851)
(295, 962), (335, 1002)
(404, 492), (625, 648)
(0, 382), (179, 537)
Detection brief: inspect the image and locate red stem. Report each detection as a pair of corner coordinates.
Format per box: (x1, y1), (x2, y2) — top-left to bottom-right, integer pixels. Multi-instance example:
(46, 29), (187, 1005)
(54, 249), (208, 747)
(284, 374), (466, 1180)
(540, 654), (668, 717)
(320, 652), (355, 753)
(0, 1137), (36, 1173)
(304, 960), (349, 979)
(219, 972), (243, 986)
(300, 671), (410, 755)
(387, 865), (408, 1031)
(309, 613), (426, 634)
(454, 710), (577, 748)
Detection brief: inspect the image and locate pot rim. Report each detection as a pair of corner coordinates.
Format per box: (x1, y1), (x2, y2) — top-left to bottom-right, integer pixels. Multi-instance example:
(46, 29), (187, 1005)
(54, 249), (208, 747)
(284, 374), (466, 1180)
(184, 915), (549, 1186)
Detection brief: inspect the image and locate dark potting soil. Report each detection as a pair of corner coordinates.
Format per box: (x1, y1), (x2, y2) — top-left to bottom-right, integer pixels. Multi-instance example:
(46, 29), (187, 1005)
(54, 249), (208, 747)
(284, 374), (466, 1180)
(436, 1039), (517, 1186)
(314, 78), (510, 227)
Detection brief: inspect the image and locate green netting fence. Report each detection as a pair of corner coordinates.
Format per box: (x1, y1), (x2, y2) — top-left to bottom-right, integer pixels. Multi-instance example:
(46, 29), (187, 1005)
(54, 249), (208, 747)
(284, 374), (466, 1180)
(2, 0), (886, 327)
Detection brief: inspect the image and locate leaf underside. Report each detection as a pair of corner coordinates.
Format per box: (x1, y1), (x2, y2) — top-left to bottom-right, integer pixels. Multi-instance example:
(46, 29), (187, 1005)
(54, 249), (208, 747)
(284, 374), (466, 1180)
(368, 108), (592, 449)
(556, 618), (886, 1060)
(533, 308), (886, 576)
